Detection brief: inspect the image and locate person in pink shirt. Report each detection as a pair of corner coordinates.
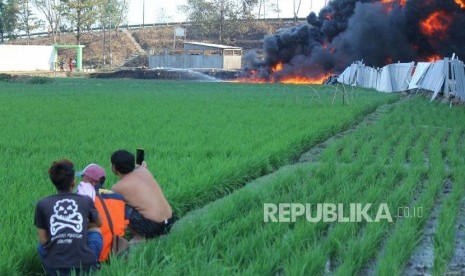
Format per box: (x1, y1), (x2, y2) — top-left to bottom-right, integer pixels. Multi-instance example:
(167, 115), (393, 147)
(76, 164), (105, 201)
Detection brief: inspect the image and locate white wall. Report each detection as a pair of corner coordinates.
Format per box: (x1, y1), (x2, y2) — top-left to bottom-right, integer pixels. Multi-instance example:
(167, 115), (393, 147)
(0, 45), (55, 71)
(149, 54), (242, 70)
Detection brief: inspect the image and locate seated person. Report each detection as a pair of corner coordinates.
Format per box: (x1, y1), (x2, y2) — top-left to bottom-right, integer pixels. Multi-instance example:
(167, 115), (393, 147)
(110, 149), (174, 241)
(76, 163), (128, 262)
(35, 159), (102, 276)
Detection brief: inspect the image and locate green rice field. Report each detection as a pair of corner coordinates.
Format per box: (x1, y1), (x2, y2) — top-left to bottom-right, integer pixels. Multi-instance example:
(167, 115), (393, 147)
(2, 78), (464, 275)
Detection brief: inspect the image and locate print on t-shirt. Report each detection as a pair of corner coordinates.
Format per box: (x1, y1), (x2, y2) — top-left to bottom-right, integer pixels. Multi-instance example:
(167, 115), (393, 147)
(50, 199), (83, 235)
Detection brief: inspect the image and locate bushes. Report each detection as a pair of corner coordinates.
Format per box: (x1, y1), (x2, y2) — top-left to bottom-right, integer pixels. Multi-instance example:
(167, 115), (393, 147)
(0, 73), (13, 81)
(0, 74), (54, 84)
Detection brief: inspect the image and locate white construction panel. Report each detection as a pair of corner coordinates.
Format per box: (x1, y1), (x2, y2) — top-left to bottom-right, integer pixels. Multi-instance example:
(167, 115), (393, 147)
(443, 58), (450, 98)
(451, 59), (465, 101)
(365, 67), (377, 89)
(377, 65), (392, 92)
(390, 62), (414, 92)
(337, 63), (358, 85)
(418, 60), (446, 100)
(408, 62), (431, 90)
(0, 45), (55, 71)
(356, 63), (369, 88)
(337, 66), (352, 84)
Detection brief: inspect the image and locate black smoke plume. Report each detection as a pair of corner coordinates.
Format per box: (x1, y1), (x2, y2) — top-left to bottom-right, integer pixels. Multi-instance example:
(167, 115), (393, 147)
(242, 0), (465, 81)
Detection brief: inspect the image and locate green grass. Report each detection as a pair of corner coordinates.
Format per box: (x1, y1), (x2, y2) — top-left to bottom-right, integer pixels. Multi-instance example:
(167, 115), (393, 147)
(5, 78), (465, 275)
(0, 78), (397, 275)
(92, 95), (465, 275)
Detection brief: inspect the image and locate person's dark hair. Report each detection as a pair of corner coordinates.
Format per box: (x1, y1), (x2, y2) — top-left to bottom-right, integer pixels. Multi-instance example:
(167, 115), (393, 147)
(111, 150), (135, 174)
(49, 159), (75, 192)
(98, 176), (106, 185)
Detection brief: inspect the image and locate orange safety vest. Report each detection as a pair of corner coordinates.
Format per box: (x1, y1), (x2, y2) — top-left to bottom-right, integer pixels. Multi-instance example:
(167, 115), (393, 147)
(94, 189), (128, 262)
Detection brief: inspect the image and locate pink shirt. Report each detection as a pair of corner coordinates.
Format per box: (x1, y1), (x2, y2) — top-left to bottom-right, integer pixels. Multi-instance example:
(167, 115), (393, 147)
(77, 181), (96, 201)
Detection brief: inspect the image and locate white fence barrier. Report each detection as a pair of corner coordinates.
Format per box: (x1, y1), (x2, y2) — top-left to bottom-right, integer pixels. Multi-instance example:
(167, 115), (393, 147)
(0, 45), (55, 71)
(338, 57), (465, 101)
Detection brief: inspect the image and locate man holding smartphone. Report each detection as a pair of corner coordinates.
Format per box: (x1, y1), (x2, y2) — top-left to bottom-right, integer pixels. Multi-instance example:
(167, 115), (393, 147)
(110, 149), (174, 241)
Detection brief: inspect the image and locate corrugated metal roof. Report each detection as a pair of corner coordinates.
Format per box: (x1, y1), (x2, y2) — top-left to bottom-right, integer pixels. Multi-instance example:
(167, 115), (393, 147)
(183, 42), (242, 50)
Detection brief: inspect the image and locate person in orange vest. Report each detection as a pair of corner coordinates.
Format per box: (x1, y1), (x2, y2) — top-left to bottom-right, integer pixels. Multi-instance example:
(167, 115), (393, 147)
(76, 163), (129, 262)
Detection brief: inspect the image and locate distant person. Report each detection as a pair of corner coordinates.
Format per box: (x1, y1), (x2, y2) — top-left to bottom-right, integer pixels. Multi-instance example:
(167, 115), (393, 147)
(34, 159), (102, 276)
(69, 57), (73, 71)
(110, 150), (174, 241)
(59, 59), (64, 71)
(76, 163), (129, 262)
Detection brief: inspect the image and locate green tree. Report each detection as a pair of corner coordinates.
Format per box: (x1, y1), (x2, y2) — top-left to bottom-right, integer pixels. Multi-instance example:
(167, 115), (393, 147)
(18, 0), (42, 44)
(33, 0), (62, 43)
(60, 0), (99, 44)
(97, 0), (127, 66)
(2, 0), (19, 40)
(0, 0), (5, 42)
(97, 0), (126, 32)
(181, 0), (257, 43)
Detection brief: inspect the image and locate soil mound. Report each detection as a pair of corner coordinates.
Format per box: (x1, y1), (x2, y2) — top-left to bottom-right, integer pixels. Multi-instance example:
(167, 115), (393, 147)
(90, 68), (239, 81)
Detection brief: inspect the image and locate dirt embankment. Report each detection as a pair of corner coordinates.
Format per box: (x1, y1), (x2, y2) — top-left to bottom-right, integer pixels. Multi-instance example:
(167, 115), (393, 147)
(90, 68), (239, 81)
(7, 21), (289, 69)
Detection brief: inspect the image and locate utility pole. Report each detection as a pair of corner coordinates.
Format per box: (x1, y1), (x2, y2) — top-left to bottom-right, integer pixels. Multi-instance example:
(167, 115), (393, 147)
(142, 0), (145, 27)
(109, 16), (112, 68)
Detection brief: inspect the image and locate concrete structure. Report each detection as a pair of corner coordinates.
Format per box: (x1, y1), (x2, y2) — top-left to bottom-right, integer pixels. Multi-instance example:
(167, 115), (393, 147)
(0, 45), (55, 71)
(0, 44), (85, 72)
(148, 42), (242, 70)
(53, 44), (85, 71)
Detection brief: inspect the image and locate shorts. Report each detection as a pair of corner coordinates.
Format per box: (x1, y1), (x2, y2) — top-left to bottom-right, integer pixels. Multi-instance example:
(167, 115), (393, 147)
(126, 205), (175, 239)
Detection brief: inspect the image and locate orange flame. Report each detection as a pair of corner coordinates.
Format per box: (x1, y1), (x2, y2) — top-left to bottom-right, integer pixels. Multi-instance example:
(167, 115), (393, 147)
(380, 0), (406, 12)
(425, 55), (442, 62)
(232, 74), (329, 85)
(272, 62), (283, 73)
(420, 11), (452, 39)
(279, 75), (329, 85)
(455, 0), (465, 8)
(380, 0), (406, 4)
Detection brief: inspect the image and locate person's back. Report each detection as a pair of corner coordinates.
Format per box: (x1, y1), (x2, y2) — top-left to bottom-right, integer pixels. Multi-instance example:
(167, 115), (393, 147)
(35, 159), (102, 276)
(110, 149), (174, 240)
(112, 166), (171, 222)
(36, 194), (98, 270)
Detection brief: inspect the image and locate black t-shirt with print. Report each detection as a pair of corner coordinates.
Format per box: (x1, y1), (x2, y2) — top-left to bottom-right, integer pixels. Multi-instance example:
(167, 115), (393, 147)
(35, 192), (99, 269)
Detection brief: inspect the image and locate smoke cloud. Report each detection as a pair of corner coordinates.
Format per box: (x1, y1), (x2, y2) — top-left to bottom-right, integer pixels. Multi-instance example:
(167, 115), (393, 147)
(242, 0), (465, 81)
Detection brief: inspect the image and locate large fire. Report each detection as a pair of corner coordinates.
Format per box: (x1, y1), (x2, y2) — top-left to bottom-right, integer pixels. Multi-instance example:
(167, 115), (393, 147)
(420, 11), (452, 40)
(233, 74), (329, 85)
(235, 0), (463, 86)
(279, 75), (329, 85)
(235, 62), (329, 85)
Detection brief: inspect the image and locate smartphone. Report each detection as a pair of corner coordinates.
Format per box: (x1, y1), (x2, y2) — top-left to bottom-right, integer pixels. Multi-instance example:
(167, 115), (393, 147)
(136, 148), (145, 165)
